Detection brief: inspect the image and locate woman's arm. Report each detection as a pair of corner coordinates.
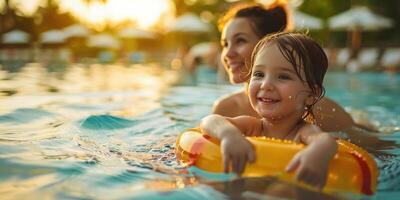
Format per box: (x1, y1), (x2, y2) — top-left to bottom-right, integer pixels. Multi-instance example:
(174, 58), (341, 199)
(344, 125), (397, 155)
(313, 97), (354, 132)
(315, 98), (396, 152)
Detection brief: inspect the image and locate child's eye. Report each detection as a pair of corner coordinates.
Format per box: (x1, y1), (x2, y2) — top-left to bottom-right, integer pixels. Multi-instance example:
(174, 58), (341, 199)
(278, 74), (291, 80)
(253, 71), (264, 78)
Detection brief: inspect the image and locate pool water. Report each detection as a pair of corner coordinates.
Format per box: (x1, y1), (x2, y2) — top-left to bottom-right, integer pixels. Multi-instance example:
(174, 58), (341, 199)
(0, 63), (399, 199)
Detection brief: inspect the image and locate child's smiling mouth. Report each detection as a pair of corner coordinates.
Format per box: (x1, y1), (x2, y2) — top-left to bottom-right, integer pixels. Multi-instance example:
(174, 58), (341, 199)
(258, 97), (280, 104)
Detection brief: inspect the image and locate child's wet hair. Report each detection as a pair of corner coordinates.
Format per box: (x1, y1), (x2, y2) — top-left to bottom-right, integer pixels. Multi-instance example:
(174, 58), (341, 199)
(250, 32), (328, 121)
(218, 2), (288, 38)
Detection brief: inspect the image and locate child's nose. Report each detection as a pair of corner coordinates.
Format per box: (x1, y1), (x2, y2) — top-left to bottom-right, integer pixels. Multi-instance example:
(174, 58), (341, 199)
(260, 76), (274, 91)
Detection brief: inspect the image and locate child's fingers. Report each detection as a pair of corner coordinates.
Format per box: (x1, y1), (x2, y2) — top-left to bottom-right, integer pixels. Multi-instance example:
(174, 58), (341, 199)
(223, 155), (231, 173)
(232, 156), (243, 174)
(301, 170), (325, 189)
(297, 170), (323, 189)
(303, 172), (317, 186)
(310, 177), (323, 189)
(237, 156), (246, 174)
(318, 182), (325, 190)
(308, 174), (319, 186)
(285, 154), (300, 172)
(247, 150), (255, 163)
(231, 157), (238, 174)
(295, 166), (306, 182)
(316, 176), (326, 190)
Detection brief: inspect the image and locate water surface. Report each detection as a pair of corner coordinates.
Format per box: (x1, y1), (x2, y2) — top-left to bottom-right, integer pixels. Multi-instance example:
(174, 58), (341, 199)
(0, 64), (399, 199)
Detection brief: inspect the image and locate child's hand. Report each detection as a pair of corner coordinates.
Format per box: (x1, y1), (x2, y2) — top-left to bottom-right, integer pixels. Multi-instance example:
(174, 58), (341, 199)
(285, 147), (330, 189)
(220, 134), (255, 174)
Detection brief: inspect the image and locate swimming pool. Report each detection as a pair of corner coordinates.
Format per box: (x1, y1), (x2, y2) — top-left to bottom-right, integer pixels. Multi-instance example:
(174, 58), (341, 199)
(0, 63), (399, 199)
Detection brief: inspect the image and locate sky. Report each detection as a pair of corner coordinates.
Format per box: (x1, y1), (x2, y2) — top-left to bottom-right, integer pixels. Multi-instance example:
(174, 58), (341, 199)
(0, 0), (307, 31)
(1, 0), (176, 30)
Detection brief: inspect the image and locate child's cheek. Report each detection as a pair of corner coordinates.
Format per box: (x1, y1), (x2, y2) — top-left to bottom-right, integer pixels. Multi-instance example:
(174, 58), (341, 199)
(248, 81), (258, 102)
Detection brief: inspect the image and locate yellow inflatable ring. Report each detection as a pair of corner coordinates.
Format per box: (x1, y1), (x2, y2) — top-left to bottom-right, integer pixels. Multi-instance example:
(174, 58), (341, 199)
(175, 128), (378, 195)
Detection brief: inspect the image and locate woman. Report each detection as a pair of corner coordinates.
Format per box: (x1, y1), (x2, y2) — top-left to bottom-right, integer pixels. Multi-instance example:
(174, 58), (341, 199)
(213, 2), (389, 150)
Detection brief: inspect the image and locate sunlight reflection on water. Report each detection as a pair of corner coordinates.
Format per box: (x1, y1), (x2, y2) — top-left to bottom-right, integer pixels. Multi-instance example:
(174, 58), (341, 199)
(0, 63), (399, 199)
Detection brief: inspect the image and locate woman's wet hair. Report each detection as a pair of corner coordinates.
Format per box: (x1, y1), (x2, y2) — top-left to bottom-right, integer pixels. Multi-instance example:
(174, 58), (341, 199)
(250, 32), (328, 122)
(218, 2), (288, 38)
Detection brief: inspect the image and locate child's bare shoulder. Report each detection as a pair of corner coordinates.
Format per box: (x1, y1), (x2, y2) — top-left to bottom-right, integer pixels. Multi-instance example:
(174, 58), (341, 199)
(297, 123), (323, 137)
(230, 115), (259, 123)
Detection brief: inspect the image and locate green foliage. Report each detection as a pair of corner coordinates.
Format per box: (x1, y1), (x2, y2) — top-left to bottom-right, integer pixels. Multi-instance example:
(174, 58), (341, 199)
(300, 0), (400, 46)
(33, 2), (76, 33)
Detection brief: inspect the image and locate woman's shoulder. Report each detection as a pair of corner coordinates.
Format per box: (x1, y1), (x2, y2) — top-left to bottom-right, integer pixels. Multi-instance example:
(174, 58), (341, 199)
(212, 91), (247, 117)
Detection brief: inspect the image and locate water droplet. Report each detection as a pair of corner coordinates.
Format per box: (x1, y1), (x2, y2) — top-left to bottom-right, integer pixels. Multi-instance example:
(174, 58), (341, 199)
(332, 108), (336, 112)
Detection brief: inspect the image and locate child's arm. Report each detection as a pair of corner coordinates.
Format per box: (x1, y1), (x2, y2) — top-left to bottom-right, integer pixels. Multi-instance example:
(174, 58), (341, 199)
(285, 124), (337, 189)
(200, 114), (260, 174)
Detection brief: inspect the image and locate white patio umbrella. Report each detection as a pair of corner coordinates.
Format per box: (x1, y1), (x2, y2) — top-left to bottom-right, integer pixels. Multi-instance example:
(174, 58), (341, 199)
(40, 30), (67, 44)
(190, 42), (213, 57)
(328, 6), (393, 31)
(117, 27), (156, 39)
(87, 34), (120, 49)
(2, 30), (30, 44)
(63, 24), (90, 38)
(168, 13), (210, 33)
(293, 11), (323, 30)
(328, 6), (393, 53)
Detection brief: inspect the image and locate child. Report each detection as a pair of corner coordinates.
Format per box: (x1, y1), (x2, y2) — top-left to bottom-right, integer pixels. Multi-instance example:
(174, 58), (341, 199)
(200, 32), (337, 189)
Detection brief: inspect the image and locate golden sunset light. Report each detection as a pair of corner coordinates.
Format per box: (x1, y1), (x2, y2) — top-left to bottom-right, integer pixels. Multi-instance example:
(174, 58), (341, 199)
(3, 0), (175, 30)
(0, 0), (400, 199)
(58, 0), (175, 30)
(6, 0), (46, 16)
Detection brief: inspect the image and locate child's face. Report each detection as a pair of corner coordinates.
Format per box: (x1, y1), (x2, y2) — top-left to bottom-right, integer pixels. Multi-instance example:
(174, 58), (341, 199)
(248, 43), (315, 120)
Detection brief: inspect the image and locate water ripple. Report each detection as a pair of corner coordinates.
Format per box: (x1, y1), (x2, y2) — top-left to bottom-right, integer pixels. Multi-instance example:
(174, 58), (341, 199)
(0, 108), (57, 124)
(79, 114), (137, 130)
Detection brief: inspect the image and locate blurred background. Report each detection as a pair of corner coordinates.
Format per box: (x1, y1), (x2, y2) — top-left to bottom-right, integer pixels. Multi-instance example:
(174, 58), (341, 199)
(0, 1), (400, 199)
(0, 0), (399, 74)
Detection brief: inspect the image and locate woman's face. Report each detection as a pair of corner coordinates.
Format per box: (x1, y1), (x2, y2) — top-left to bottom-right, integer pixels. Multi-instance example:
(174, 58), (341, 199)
(220, 18), (261, 84)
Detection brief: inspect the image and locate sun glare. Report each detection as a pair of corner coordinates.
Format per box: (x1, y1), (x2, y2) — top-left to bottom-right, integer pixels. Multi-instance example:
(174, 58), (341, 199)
(8, 0), (46, 16)
(58, 0), (175, 30)
(0, 1), (4, 12)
